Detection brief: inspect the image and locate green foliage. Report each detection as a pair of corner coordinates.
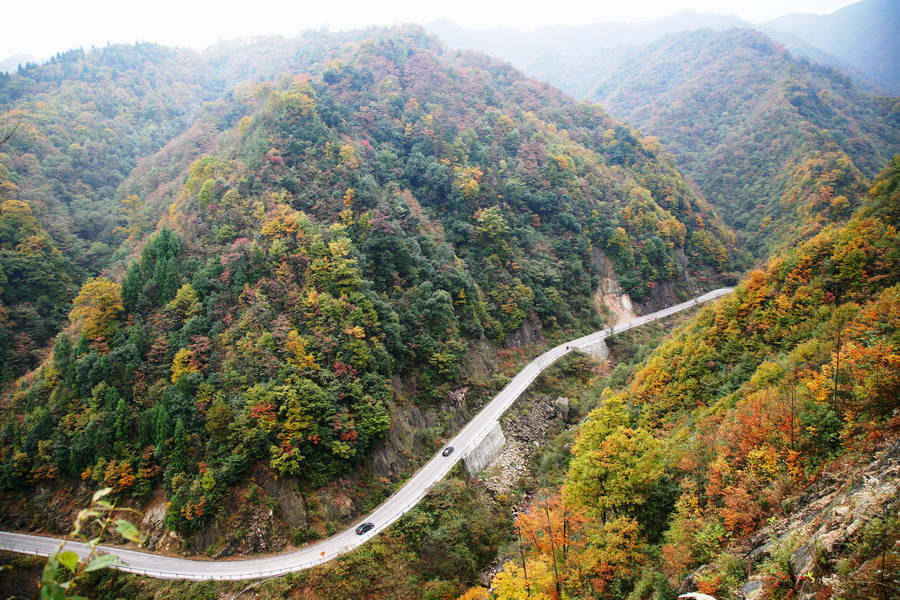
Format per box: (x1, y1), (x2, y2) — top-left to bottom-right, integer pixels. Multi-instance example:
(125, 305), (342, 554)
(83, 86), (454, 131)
(0, 27), (736, 542)
(759, 534), (801, 599)
(0, 199), (74, 374)
(565, 423), (664, 520)
(501, 157), (900, 596)
(587, 29), (898, 257)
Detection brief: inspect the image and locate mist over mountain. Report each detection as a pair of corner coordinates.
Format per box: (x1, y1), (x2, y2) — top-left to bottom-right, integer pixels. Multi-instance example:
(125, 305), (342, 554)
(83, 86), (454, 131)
(428, 1), (897, 97)
(587, 28), (899, 255)
(428, 16), (899, 257)
(762, 0), (900, 93)
(428, 11), (755, 99)
(0, 54), (37, 74)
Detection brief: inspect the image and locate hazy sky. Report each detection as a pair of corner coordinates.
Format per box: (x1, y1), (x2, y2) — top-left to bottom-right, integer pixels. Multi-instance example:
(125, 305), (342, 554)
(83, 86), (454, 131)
(7, 0), (857, 60)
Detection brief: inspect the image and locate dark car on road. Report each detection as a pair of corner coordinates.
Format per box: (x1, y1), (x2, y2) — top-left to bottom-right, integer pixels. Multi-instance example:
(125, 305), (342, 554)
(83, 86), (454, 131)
(442, 446), (454, 457)
(355, 522), (374, 535)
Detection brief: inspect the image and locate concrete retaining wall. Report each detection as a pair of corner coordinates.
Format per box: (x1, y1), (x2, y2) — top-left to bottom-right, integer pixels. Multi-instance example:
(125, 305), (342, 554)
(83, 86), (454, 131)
(578, 338), (609, 360)
(462, 421), (506, 475)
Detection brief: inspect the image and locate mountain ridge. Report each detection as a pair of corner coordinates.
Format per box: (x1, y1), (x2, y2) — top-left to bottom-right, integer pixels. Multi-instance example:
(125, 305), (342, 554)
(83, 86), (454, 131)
(0, 26), (736, 564)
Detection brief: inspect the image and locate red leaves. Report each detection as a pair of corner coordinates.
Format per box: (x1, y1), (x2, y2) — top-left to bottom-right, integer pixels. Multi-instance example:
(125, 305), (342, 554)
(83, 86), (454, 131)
(249, 401), (276, 422)
(333, 360), (357, 379)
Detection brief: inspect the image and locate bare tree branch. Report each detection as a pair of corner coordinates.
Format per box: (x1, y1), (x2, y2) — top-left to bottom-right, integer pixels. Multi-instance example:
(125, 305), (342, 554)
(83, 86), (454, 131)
(0, 122), (16, 148)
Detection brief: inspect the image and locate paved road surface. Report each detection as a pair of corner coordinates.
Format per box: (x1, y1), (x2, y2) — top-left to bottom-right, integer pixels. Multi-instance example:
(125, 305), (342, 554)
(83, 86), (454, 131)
(0, 288), (733, 580)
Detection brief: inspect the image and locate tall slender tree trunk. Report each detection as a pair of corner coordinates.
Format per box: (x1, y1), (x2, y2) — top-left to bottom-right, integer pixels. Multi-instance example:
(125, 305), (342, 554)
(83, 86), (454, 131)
(516, 523), (530, 598)
(544, 502), (562, 598)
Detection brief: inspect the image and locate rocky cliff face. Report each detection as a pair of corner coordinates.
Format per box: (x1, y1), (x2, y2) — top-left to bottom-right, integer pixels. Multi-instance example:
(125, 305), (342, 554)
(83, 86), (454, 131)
(592, 248), (638, 325)
(592, 247), (704, 318)
(681, 438), (900, 599)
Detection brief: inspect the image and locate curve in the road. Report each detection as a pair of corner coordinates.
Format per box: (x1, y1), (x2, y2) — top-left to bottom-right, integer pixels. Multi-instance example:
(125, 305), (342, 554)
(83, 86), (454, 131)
(0, 288), (733, 581)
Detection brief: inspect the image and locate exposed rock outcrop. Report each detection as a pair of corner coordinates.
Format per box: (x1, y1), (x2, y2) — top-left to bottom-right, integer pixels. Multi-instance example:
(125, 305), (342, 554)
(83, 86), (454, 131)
(681, 439), (900, 599)
(745, 439), (898, 574)
(592, 248), (637, 325)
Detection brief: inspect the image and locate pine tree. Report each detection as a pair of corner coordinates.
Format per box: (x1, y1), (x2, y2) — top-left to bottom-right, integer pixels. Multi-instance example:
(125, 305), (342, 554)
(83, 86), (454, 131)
(171, 417), (187, 473)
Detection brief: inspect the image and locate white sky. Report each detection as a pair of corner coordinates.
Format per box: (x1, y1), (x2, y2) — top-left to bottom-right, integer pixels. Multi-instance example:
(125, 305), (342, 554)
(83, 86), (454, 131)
(7, 0), (857, 60)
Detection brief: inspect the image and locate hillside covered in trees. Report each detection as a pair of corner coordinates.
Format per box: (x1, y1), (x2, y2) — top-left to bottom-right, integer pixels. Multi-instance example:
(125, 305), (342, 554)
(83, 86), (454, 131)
(0, 26), (737, 552)
(464, 156), (899, 599)
(586, 28), (899, 256)
(762, 0), (900, 93)
(0, 35), (376, 378)
(429, 21), (899, 258)
(1, 16), (897, 600)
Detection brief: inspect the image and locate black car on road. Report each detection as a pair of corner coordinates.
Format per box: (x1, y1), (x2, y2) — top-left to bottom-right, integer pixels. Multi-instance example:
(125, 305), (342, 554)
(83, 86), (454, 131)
(355, 522), (374, 535)
(442, 446), (454, 457)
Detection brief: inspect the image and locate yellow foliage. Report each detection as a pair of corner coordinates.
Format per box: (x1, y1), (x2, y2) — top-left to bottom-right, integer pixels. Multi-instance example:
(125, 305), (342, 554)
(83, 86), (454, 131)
(456, 586), (490, 600)
(329, 237), (352, 258)
(339, 144), (358, 169)
(70, 278), (123, 341)
(238, 115), (253, 136)
(166, 283), (201, 320)
(344, 325), (366, 339)
(116, 194), (145, 240)
(171, 348), (198, 383)
(285, 329), (318, 369)
(453, 165), (483, 198)
(260, 204), (300, 238)
(745, 445), (782, 481)
(491, 558), (554, 599)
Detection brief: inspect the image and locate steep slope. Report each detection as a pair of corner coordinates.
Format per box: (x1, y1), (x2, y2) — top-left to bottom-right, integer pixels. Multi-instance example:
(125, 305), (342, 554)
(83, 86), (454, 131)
(0, 33), (396, 380)
(0, 45), (217, 378)
(471, 156), (899, 599)
(0, 27), (735, 554)
(427, 12), (882, 101)
(588, 28), (899, 255)
(0, 200), (74, 378)
(0, 45), (214, 271)
(763, 0), (900, 93)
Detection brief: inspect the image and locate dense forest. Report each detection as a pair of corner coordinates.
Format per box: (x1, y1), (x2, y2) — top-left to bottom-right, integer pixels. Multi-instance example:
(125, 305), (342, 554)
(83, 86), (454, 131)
(0, 14), (897, 600)
(430, 22), (899, 257)
(587, 28), (899, 256)
(0, 45), (212, 375)
(0, 26), (737, 548)
(460, 156), (899, 599)
(0, 34), (373, 377)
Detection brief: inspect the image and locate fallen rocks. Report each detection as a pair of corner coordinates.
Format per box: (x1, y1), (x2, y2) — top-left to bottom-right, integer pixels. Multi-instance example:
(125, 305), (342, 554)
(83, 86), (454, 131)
(480, 396), (564, 495)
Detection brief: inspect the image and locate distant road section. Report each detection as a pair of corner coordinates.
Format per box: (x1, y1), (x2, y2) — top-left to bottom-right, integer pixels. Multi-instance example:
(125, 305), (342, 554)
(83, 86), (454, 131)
(0, 288), (733, 581)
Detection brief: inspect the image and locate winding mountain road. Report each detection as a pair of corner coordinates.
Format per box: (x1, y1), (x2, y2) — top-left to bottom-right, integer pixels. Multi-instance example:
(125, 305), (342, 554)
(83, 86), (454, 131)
(0, 288), (733, 581)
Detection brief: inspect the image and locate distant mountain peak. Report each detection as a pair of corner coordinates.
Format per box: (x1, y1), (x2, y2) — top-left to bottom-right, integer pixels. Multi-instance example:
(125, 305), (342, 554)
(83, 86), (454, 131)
(761, 0), (899, 92)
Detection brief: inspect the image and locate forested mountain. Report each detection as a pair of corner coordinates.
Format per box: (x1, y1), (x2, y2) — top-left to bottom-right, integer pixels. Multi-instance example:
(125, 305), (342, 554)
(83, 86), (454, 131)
(586, 28), (899, 256)
(763, 0), (900, 93)
(427, 12), (750, 99)
(0, 45), (218, 376)
(429, 22), (899, 257)
(0, 26), (736, 550)
(1, 13), (896, 600)
(0, 45), (214, 269)
(0, 32), (419, 379)
(464, 153), (899, 600)
(427, 7), (884, 100)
